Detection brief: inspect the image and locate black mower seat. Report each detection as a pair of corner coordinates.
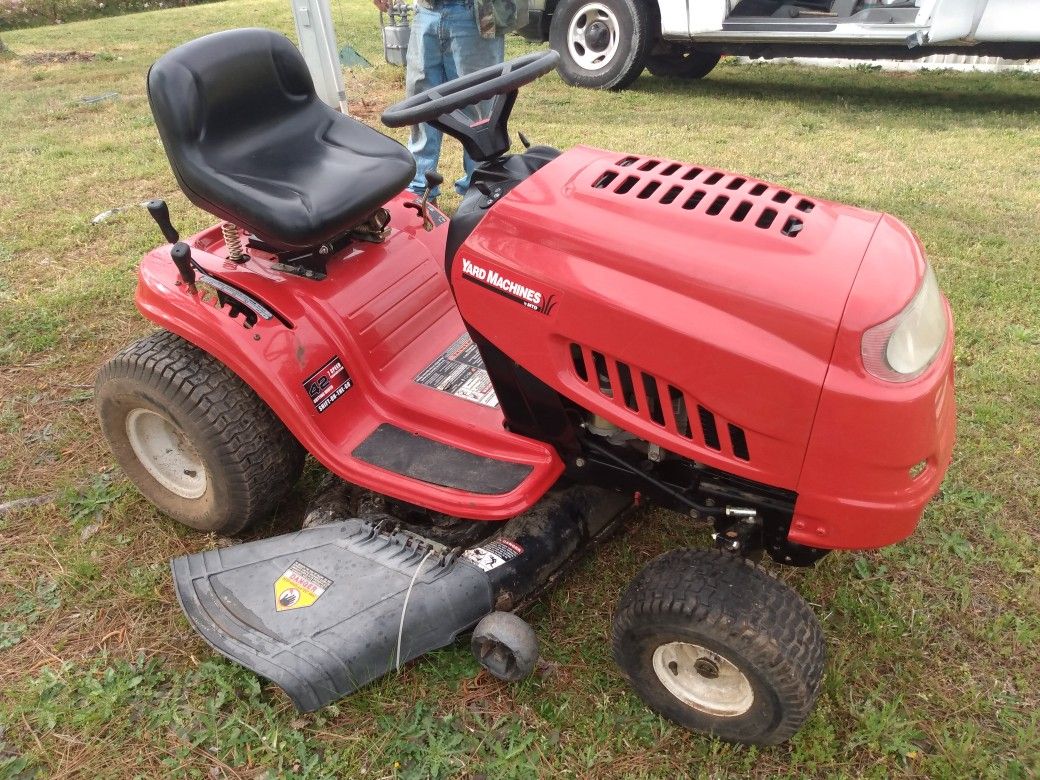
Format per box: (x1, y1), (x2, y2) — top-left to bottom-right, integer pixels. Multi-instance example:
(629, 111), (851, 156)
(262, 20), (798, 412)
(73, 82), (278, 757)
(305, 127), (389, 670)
(147, 28), (416, 250)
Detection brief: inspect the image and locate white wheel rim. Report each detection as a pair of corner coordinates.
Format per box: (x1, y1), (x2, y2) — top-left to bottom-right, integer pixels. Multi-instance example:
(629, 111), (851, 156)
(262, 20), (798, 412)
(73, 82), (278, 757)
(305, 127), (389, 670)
(652, 641), (754, 717)
(125, 408), (207, 499)
(566, 2), (620, 71)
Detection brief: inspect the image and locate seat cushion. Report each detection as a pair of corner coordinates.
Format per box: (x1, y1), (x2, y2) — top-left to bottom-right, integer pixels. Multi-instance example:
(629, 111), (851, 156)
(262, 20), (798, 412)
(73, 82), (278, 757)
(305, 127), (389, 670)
(147, 29), (416, 250)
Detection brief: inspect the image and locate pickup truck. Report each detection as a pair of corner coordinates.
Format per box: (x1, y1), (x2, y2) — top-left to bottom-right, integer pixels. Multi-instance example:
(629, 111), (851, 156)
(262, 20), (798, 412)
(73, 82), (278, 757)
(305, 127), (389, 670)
(517, 0), (1040, 89)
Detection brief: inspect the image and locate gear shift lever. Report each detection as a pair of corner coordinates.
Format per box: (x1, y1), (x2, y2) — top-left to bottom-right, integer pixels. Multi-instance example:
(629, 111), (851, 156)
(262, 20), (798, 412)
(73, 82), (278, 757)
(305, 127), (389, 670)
(418, 171), (443, 231)
(405, 171), (444, 231)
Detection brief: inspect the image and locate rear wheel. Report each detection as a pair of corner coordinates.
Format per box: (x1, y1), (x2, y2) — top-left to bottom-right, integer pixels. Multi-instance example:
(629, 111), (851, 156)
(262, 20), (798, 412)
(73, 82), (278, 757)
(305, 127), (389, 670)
(96, 330), (304, 534)
(549, 0), (652, 90)
(646, 50), (721, 79)
(612, 548), (825, 745)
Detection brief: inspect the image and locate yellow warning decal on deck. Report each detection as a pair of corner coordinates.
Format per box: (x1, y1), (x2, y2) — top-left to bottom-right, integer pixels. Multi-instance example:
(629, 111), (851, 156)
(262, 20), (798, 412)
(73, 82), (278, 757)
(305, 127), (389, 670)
(274, 560), (333, 611)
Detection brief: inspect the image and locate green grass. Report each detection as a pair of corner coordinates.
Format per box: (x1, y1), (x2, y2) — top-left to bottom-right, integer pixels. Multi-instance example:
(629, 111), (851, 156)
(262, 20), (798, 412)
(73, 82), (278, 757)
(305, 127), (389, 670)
(1, 3), (1039, 777)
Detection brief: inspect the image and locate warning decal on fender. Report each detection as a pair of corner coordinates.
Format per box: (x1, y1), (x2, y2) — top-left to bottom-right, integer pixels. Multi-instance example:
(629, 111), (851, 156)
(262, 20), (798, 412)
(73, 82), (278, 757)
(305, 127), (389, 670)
(274, 561), (333, 611)
(304, 356), (352, 413)
(415, 333), (498, 408)
(462, 539), (523, 572)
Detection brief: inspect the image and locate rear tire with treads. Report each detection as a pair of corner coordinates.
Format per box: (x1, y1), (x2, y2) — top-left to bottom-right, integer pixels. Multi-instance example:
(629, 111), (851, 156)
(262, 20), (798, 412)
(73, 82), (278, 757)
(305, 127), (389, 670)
(96, 330), (304, 534)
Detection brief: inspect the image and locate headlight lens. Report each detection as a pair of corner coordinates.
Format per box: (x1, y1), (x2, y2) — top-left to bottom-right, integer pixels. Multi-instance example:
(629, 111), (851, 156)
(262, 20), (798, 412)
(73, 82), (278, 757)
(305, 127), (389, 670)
(861, 265), (947, 382)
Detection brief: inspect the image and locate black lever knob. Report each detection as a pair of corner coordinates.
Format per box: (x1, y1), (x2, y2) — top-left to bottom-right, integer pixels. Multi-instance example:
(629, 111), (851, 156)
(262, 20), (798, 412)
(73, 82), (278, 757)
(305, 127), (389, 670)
(170, 242), (196, 287)
(146, 199), (179, 244)
(425, 171), (444, 189)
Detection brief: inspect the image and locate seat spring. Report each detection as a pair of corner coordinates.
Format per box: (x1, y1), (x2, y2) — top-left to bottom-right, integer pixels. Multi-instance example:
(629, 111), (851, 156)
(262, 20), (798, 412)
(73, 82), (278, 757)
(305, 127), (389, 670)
(222, 222), (246, 262)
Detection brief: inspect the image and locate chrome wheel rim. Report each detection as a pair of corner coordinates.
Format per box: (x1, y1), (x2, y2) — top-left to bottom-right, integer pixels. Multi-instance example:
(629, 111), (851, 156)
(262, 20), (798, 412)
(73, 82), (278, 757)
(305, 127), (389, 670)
(567, 2), (620, 71)
(652, 641), (754, 717)
(125, 408), (207, 499)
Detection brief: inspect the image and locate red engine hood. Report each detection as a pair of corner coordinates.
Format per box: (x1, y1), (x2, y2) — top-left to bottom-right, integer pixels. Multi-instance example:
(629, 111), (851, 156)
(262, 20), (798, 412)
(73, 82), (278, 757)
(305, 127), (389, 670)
(506, 146), (881, 367)
(455, 146), (887, 488)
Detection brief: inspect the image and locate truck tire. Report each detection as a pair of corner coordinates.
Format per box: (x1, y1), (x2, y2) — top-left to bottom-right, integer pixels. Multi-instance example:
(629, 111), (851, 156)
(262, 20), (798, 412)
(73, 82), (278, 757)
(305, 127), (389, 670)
(612, 548), (825, 745)
(646, 50), (721, 79)
(549, 0), (652, 90)
(96, 330), (305, 535)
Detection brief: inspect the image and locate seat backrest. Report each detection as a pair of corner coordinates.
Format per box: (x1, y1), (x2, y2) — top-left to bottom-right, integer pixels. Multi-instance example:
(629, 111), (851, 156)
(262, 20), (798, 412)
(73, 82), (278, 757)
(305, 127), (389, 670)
(148, 28), (316, 160)
(146, 28), (416, 249)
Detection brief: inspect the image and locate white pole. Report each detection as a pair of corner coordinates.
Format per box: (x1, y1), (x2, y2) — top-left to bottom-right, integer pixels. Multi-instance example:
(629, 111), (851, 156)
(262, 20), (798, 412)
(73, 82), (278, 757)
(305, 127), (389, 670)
(291, 0), (349, 113)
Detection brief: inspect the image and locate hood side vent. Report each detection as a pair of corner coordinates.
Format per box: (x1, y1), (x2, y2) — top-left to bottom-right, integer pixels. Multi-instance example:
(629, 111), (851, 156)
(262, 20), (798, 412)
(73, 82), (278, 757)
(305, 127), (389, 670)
(569, 342), (751, 462)
(728, 423), (750, 461)
(697, 405), (721, 450)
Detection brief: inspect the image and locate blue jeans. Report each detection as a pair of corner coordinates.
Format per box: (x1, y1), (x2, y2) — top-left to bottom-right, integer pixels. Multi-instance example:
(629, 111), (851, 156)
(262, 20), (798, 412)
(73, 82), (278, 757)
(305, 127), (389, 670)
(405, 0), (505, 197)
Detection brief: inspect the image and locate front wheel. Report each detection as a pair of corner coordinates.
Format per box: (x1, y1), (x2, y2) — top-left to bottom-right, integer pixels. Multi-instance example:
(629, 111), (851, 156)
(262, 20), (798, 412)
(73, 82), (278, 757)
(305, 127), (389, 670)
(96, 330), (305, 534)
(549, 0), (652, 90)
(612, 548), (825, 745)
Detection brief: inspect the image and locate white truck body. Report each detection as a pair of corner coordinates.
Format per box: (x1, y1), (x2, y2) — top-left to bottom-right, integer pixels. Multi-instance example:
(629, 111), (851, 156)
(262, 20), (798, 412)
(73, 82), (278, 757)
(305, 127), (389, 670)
(668, 0), (1040, 44)
(522, 0), (1040, 89)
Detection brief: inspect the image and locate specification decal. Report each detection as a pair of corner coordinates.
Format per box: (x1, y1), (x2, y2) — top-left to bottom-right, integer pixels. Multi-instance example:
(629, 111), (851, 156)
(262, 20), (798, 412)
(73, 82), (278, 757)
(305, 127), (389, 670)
(274, 561), (333, 611)
(304, 356), (352, 413)
(415, 333), (498, 408)
(462, 538), (524, 572)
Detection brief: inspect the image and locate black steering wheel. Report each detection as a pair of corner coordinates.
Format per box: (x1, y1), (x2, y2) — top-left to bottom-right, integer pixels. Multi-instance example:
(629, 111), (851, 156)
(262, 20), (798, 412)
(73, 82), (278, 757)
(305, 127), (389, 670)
(381, 50), (560, 162)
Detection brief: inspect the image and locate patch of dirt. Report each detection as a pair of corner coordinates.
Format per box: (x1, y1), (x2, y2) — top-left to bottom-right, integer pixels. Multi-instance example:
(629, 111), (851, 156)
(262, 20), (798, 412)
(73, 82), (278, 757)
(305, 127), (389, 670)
(21, 51), (96, 66)
(341, 71), (400, 126)
(348, 97), (387, 124)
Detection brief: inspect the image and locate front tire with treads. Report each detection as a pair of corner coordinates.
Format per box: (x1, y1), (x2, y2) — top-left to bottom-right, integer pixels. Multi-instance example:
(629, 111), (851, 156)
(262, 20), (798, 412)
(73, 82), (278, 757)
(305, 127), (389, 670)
(96, 330), (304, 534)
(612, 548), (825, 745)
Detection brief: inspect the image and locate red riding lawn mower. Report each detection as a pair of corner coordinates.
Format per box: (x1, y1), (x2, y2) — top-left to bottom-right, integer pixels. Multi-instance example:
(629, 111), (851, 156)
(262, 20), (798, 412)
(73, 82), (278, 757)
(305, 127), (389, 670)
(95, 28), (955, 745)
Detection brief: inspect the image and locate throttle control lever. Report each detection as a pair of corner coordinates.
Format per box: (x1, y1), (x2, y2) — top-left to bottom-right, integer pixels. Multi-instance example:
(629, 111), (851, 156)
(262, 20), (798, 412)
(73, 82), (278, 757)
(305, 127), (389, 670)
(170, 242), (197, 294)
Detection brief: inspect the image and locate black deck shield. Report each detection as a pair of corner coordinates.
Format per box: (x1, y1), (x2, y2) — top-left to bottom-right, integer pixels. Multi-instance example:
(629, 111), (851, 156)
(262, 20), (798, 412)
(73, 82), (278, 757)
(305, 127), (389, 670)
(172, 485), (633, 711)
(172, 520), (493, 711)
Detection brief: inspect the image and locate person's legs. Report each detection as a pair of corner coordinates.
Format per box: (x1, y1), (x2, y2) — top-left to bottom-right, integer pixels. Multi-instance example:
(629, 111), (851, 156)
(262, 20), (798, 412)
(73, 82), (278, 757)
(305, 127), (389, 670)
(406, 4), (448, 197)
(442, 5), (504, 194)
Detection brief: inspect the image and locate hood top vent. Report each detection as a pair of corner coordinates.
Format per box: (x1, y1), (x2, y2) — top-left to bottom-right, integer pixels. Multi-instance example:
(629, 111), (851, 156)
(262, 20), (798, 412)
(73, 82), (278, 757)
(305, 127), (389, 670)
(592, 156), (815, 239)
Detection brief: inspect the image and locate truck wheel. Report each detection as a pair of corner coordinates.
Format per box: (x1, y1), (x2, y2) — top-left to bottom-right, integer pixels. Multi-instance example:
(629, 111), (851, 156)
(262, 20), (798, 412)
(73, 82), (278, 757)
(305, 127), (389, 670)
(96, 330), (304, 534)
(646, 51), (721, 79)
(612, 548), (825, 745)
(549, 0), (652, 90)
